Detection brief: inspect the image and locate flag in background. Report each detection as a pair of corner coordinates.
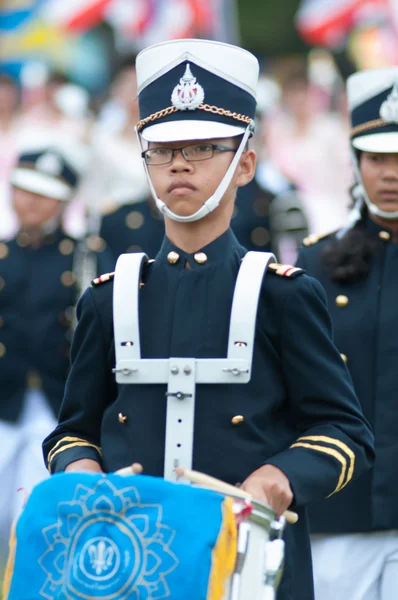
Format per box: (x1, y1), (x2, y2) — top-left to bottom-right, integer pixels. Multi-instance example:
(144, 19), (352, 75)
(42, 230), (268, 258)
(105, 0), (238, 49)
(0, 0), (71, 78)
(295, 0), (365, 47)
(296, 0), (398, 64)
(4, 473), (237, 600)
(0, 0), (38, 32)
(0, 0), (238, 87)
(104, 0), (157, 38)
(40, 0), (114, 32)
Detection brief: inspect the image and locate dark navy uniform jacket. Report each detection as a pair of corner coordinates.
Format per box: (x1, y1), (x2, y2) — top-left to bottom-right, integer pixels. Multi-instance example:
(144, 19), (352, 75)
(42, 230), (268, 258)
(297, 218), (398, 534)
(43, 228), (374, 600)
(0, 228), (113, 422)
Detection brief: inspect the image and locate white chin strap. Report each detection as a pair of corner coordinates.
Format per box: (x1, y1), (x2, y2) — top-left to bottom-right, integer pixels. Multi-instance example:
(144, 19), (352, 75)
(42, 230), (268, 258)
(136, 121), (255, 223)
(351, 145), (398, 220)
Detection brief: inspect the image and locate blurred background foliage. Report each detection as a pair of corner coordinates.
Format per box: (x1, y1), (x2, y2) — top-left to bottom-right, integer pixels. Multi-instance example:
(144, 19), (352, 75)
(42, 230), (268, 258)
(239, 0), (308, 55)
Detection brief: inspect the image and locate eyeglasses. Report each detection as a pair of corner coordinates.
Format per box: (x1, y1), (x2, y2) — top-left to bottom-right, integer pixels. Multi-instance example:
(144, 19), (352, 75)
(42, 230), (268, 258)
(141, 143), (237, 166)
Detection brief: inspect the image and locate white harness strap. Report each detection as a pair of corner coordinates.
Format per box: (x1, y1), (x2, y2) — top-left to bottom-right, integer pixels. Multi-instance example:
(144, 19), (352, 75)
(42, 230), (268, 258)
(113, 253), (147, 365)
(113, 251), (275, 480)
(227, 251), (276, 363)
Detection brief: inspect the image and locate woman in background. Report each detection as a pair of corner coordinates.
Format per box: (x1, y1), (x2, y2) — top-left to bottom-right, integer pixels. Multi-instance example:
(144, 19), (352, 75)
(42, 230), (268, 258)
(297, 66), (398, 600)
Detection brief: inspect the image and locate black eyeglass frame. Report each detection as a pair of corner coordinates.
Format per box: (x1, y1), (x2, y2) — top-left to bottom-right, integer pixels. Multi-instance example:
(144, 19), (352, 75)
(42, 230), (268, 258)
(141, 143), (238, 165)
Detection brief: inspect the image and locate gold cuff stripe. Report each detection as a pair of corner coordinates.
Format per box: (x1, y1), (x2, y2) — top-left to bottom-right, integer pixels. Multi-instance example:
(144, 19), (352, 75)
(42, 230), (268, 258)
(48, 436), (92, 463)
(47, 436), (102, 465)
(136, 103), (252, 132)
(297, 435), (355, 490)
(290, 442), (346, 496)
(350, 118), (388, 137)
(49, 442), (102, 472)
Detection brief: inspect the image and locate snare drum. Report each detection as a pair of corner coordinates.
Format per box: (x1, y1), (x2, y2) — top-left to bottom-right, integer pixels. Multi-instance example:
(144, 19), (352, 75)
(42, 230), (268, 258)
(215, 493), (285, 600)
(4, 471), (285, 600)
(174, 468), (289, 600)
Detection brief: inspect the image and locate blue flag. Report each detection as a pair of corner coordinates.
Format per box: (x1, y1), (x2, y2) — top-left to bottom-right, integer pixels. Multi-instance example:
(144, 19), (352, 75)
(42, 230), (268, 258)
(0, 1), (40, 32)
(4, 473), (236, 600)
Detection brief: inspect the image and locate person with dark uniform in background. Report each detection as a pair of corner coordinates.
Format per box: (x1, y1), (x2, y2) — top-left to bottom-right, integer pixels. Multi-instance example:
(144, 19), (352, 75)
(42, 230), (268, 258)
(87, 57), (166, 264)
(43, 40), (374, 599)
(297, 67), (398, 599)
(99, 195), (165, 262)
(0, 145), (113, 561)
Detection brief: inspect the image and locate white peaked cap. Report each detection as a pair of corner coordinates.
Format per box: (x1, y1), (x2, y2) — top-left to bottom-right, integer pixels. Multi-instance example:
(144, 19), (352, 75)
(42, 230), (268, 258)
(135, 39), (259, 142)
(348, 66), (398, 153)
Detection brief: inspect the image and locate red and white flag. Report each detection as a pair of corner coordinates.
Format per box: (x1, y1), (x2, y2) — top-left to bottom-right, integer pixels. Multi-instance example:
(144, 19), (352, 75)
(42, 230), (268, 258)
(41, 0), (114, 32)
(106, 0), (238, 48)
(296, 0), (368, 47)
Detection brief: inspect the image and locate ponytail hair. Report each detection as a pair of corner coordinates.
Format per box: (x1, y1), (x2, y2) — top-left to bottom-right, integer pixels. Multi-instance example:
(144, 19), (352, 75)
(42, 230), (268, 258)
(321, 203), (379, 284)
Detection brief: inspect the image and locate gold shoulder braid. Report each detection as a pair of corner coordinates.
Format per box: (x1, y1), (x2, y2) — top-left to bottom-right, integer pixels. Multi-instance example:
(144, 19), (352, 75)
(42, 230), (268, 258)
(91, 272), (115, 286)
(268, 263), (304, 278)
(302, 230), (336, 247)
(91, 260), (156, 287)
(136, 104), (252, 132)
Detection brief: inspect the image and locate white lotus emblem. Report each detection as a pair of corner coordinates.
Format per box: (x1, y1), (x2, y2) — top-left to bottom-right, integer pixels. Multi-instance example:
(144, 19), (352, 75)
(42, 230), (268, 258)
(36, 152), (63, 176)
(380, 81), (398, 124)
(171, 64), (205, 111)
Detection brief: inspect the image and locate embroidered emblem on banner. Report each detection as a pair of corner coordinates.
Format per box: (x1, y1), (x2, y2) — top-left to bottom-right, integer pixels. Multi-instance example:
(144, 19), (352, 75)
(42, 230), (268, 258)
(38, 479), (179, 599)
(380, 82), (398, 123)
(171, 64), (205, 111)
(36, 153), (63, 177)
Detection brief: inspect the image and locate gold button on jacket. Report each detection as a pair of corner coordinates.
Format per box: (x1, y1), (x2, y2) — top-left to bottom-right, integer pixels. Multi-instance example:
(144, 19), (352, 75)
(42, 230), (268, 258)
(61, 271), (76, 287)
(167, 251), (180, 264)
(0, 243), (9, 259)
(379, 231), (391, 241)
(335, 295), (349, 308)
(231, 415), (244, 425)
(194, 252), (208, 264)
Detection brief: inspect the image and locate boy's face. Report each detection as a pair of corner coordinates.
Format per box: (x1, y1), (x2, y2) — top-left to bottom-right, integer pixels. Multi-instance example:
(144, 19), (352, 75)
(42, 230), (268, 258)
(147, 137), (255, 219)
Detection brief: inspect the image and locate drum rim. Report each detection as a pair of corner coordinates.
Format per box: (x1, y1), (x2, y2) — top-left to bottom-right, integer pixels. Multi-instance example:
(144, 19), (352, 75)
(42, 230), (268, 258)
(250, 504), (275, 528)
(210, 489), (276, 525)
(193, 485), (276, 526)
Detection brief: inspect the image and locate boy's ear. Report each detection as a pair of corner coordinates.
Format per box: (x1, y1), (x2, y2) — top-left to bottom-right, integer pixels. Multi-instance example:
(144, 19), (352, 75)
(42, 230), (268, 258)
(236, 149), (256, 188)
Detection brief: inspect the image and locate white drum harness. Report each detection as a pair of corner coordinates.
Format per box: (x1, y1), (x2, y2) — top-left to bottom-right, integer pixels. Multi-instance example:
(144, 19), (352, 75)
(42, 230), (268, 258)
(112, 250), (275, 482)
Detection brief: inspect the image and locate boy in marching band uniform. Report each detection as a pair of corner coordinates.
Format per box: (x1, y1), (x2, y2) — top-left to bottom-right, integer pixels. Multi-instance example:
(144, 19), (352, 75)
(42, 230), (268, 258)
(43, 40), (374, 598)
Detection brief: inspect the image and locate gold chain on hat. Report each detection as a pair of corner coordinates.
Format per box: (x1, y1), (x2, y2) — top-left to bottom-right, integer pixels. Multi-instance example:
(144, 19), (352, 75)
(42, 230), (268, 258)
(136, 104), (252, 132)
(350, 118), (389, 137)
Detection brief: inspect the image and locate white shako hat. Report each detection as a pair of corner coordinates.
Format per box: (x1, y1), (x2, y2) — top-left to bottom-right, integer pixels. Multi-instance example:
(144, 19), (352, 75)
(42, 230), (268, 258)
(348, 66), (398, 153)
(135, 39), (259, 223)
(10, 146), (80, 202)
(346, 66), (398, 221)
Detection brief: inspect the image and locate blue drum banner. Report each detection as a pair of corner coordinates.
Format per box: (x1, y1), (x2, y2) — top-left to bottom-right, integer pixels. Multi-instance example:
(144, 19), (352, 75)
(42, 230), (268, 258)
(3, 473), (236, 600)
